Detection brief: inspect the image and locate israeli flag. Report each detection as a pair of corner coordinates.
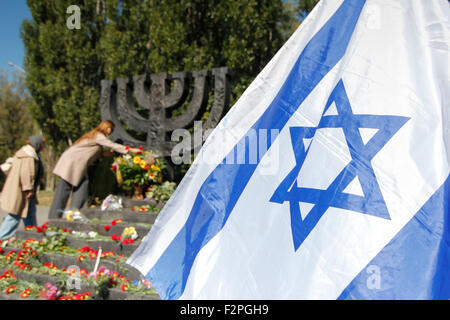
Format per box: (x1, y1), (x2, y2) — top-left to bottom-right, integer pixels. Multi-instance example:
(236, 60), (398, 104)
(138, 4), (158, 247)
(128, 0), (450, 299)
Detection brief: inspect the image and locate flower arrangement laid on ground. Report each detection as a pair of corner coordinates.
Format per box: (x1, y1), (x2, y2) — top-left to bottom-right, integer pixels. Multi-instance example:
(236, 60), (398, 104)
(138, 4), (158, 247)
(131, 204), (161, 213)
(145, 181), (177, 203)
(25, 222), (49, 234)
(103, 218), (123, 232)
(111, 148), (166, 199)
(121, 227), (138, 245)
(62, 210), (85, 222)
(108, 226), (138, 246)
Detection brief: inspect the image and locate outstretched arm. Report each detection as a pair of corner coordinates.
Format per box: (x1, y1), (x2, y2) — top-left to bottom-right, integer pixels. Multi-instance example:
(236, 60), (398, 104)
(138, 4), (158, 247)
(96, 134), (142, 155)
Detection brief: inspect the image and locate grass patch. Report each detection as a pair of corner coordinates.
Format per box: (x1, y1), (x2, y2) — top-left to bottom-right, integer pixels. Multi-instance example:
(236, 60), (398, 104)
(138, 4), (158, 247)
(37, 190), (55, 207)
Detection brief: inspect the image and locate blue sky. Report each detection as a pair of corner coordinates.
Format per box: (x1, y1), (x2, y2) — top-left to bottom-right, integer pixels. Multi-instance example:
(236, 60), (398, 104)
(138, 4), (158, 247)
(0, 0), (31, 72)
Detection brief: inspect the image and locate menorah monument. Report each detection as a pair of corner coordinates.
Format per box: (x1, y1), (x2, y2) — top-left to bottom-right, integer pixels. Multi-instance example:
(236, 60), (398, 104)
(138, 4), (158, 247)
(100, 67), (231, 161)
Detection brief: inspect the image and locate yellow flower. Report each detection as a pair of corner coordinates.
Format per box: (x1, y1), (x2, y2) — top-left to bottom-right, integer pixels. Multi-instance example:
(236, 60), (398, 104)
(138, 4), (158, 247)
(66, 211), (74, 221)
(123, 227), (136, 237)
(150, 164), (161, 171)
(133, 156), (141, 164)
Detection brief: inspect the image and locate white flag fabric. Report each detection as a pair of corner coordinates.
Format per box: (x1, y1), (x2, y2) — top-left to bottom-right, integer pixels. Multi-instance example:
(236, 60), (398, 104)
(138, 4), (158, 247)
(128, 0), (450, 300)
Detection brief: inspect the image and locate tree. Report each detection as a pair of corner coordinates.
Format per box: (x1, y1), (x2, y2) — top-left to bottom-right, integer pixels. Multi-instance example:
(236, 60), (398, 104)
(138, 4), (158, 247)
(0, 70), (37, 189)
(21, 0), (288, 150)
(296, 0), (319, 21)
(21, 0), (106, 155)
(280, 1), (301, 42)
(99, 0), (286, 105)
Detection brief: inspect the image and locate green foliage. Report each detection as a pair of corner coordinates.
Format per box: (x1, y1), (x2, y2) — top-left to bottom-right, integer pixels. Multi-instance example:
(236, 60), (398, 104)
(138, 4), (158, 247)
(280, 1), (301, 41)
(296, 0), (320, 21)
(146, 181), (177, 203)
(21, 0), (106, 153)
(34, 235), (67, 254)
(0, 69), (38, 189)
(88, 156), (118, 203)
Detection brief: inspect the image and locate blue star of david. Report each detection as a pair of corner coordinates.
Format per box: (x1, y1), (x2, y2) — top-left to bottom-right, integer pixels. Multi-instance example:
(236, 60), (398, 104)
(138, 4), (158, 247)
(270, 79), (410, 251)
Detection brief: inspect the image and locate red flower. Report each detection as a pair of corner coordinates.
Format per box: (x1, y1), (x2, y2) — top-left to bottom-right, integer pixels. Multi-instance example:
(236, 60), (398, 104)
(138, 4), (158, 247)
(112, 165), (117, 171)
(5, 285), (16, 294)
(104, 225), (111, 232)
(111, 219), (122, 226)
(121, 283), (129, 292)
(139, 146), (144, 150)
(111, 234), (121, 242)
(77, 246), (92, 253)
(125, 146), (130, 151)
(128, 239), (134, 244)
(43, 262), (59, 270)
(122, 239), (129, 245)
(20, 289), (31, 298)
(108, 276), (118, 287)
(77, 255), (85, 262)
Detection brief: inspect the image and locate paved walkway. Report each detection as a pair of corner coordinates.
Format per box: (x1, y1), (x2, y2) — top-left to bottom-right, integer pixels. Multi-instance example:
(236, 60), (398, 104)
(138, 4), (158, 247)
(0, 193), (50, 231)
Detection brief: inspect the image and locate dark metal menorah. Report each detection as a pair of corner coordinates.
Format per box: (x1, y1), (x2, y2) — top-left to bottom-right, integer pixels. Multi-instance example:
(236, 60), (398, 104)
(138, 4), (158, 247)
(100, 67), (231, 158)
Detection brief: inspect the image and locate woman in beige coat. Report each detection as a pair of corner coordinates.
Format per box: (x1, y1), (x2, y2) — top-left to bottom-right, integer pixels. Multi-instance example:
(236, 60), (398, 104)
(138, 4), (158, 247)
(48, 120), (141, 219)
(0, 135), (45, 240)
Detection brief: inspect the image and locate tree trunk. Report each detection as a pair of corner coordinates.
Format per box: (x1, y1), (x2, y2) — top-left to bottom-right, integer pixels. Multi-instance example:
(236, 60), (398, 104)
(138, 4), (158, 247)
(42, 144), (58, 191)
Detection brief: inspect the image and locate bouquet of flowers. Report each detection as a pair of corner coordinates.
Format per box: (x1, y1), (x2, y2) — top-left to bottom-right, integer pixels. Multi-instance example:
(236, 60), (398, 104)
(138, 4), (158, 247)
(121, 227), (138, 245)
(111, 148), (165, 198)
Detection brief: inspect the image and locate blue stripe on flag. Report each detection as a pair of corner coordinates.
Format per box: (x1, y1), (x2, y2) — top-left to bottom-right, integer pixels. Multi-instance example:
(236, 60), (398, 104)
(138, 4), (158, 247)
(148, 0), (367, 300)
(338, 174), (450, 300)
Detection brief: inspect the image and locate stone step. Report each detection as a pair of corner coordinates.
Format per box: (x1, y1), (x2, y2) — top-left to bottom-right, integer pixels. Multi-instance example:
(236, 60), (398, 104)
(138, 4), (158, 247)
(15, 230), (140, 257)
(48, 219), (152, 239)
(81, 208), (159, 224)
(108, 287), (160, 300)
(41, 252), (142, 282)
(0, 292), (40, 300)
(122, 198), (164, 209)
(0, 266), (159, 300)
(1, 246), (136, 279)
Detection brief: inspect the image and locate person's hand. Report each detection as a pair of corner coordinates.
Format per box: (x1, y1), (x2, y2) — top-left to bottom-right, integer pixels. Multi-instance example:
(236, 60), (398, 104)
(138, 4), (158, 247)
(128, 147), (142, 154)
(147, 156), (155, 165)
(25, 191), (34, 199)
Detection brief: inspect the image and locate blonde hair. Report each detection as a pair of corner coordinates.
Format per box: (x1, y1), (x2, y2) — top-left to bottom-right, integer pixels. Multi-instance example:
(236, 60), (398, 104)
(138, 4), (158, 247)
(73, 120), (115, 145)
